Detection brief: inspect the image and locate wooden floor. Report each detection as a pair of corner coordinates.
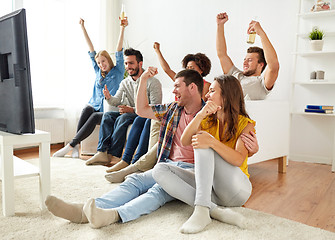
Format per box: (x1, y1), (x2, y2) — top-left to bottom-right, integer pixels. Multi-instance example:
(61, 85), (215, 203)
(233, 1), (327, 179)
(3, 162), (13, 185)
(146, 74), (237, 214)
(14, 145), (335, 233)
(245, 159), (335, 233)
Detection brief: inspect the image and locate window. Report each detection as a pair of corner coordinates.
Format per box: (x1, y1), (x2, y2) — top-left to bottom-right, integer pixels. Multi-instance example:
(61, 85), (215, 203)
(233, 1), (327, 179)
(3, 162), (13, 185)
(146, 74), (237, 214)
(2, 0), (102, 108)
(22, 0), (66, 107)
(0, 0), (12, 17)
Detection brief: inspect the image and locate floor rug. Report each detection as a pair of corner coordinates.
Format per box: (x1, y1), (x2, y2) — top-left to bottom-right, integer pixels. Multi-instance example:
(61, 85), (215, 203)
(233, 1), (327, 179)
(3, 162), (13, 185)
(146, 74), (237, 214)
(0, 157), (334, 240)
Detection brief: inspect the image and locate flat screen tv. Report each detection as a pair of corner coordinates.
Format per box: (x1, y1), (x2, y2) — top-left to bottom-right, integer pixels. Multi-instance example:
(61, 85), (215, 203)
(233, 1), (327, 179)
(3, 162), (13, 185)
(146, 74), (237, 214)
(0, 8), (35, 134)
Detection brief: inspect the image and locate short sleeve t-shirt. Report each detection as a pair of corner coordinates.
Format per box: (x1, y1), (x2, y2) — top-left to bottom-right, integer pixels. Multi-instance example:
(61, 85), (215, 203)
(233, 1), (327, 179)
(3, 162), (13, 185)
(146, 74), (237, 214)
(228, 65), (270, 100)
(168, 109), (195, 164)
(200, 115), (256, 177)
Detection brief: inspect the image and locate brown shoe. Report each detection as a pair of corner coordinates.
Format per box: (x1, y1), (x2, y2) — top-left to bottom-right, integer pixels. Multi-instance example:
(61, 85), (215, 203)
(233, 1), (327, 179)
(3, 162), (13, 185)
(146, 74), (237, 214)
(86, 151), (109, 165)
(106, 159), (129, 173)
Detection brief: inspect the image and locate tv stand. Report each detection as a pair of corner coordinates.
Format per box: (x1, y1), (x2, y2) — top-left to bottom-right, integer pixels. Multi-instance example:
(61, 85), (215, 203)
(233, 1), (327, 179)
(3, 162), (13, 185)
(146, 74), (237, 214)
(0, 130), (50, 216)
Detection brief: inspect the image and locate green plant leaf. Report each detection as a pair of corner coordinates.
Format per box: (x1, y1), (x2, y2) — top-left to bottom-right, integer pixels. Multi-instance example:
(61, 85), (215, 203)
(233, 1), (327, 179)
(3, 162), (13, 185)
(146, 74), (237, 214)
(309, 28), (324, 40)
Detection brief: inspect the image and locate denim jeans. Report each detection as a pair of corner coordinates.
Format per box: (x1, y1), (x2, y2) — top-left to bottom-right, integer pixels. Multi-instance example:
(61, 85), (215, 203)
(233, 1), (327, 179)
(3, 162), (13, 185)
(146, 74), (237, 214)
(95, 160), (194, 223)
(97, 111), (137, 157)
(122, 117), (151, 165)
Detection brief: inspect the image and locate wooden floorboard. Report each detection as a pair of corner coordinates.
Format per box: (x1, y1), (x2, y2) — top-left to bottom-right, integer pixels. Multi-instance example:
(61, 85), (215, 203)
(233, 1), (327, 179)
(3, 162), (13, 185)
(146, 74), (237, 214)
(13, 146), (335, 233)
(306, 177), (335, 231)
(246, 159), (335, 233)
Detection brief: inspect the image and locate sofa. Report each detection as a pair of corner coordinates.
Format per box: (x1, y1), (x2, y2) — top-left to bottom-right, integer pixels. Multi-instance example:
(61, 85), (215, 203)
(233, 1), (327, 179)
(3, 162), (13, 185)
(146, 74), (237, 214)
(81, 99), (290, 173)
(246, 100), (290, 173)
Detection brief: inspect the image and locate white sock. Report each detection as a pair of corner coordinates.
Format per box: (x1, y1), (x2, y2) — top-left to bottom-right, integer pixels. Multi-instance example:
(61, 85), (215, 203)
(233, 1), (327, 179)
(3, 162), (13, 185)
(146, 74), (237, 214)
(210, 207), (246, 228)
(83, 198), (120, 229)
(180, 205), (211, 234)
(52, 143), (72, 157)
(71, 145), (79, 158)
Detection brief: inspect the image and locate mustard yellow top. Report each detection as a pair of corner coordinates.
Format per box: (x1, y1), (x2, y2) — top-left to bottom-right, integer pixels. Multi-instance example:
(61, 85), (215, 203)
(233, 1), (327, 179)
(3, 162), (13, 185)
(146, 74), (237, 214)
(200, 115), (256, 178)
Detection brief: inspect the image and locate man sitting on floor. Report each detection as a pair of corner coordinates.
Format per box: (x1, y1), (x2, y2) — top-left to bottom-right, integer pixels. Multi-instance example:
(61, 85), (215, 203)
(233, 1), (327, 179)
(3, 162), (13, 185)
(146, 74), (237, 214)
(45, 69), (247, 230)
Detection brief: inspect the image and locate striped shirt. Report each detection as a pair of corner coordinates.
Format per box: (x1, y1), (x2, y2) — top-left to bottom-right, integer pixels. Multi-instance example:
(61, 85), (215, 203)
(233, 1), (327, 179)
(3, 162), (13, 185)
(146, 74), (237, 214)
(152, 100), (205, 163)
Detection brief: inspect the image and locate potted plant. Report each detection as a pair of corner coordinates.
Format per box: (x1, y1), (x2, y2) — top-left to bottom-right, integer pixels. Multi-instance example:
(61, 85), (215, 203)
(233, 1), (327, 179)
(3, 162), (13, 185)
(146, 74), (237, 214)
(309, 27), (324, 51)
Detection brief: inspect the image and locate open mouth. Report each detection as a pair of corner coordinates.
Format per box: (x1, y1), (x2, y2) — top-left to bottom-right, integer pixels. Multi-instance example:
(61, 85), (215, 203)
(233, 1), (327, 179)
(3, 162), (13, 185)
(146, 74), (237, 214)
(127, 69), (135, 75)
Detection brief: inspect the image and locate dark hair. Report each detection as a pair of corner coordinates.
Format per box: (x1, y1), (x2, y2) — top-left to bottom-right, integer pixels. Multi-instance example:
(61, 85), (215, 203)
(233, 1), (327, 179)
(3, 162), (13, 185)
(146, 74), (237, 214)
(181, 53), (211, 77)
(208, 75), (249, 142)
(124, 48), (143, 63)
(174, 69), (203, 96)
(247, 47), (267, 73)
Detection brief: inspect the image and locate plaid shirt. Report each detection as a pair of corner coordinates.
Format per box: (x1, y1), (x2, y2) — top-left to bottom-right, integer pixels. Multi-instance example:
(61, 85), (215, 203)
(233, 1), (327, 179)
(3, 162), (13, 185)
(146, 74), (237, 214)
(152, 100), (205, 163)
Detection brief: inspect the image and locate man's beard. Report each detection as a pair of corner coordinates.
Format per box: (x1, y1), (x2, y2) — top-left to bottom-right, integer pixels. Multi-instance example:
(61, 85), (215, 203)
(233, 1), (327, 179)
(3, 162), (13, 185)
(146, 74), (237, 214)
(128, 67), (140, 77)
(243, 68), (257, 77)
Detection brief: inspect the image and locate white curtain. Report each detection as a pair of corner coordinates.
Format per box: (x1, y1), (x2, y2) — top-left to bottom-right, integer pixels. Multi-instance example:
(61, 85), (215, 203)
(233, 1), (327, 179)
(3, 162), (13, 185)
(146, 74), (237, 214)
(0, 0), (13, 16)
(9, 0), (121, 141)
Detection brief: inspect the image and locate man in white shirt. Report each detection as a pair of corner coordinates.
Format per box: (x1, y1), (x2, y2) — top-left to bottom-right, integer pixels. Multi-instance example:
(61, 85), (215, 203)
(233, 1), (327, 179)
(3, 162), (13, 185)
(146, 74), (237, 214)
(216, 12), (280, 100)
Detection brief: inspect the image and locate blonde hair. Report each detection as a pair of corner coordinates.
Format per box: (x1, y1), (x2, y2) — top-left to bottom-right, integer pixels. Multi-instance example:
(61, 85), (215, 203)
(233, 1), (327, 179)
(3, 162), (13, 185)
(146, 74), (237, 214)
(95, 50), (114, 78)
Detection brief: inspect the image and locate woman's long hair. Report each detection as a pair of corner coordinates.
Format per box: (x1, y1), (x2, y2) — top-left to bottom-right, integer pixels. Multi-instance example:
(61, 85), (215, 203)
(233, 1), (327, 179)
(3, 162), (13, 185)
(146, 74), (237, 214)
(207, 75), (249, 142)
(95, 50), (114, 78)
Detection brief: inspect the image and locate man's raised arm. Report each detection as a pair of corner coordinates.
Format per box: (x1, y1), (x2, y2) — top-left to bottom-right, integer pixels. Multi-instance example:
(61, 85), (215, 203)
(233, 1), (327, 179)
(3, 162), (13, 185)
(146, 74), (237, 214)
(216, 12), (234, 74)
(136, 67), (159, 120)
(250, 21), (280, 90)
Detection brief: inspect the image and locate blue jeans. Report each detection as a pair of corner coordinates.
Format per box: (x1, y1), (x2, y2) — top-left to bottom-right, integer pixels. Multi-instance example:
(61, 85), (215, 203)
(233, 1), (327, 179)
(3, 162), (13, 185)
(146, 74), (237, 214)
(95, 160), (194, 223)
(122, 117), (151, 165)
(97, 111), (137, 157)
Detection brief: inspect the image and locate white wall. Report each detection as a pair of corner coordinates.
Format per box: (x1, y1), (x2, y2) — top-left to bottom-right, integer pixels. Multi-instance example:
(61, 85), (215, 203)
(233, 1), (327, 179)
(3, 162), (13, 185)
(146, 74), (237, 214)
(120, 0), (297, 102)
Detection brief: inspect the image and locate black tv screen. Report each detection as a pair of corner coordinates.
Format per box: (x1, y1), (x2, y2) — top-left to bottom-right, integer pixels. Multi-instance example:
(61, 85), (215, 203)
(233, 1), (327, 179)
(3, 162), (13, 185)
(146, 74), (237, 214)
(0, 8), (35, 134)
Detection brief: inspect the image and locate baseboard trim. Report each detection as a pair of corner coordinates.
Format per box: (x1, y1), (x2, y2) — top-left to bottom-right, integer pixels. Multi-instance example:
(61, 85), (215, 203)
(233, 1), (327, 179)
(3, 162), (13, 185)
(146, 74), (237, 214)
(289, 154), (331, 165)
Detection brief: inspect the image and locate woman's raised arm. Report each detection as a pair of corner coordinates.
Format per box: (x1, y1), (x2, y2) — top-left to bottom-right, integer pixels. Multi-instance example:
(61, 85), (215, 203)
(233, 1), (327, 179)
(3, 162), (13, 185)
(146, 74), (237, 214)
(79, 18), (94, 53)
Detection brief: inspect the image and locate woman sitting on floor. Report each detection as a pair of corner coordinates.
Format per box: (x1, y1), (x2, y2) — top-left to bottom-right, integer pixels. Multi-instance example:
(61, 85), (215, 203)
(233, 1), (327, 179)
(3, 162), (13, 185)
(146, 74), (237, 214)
(153, 74), (255, 234)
